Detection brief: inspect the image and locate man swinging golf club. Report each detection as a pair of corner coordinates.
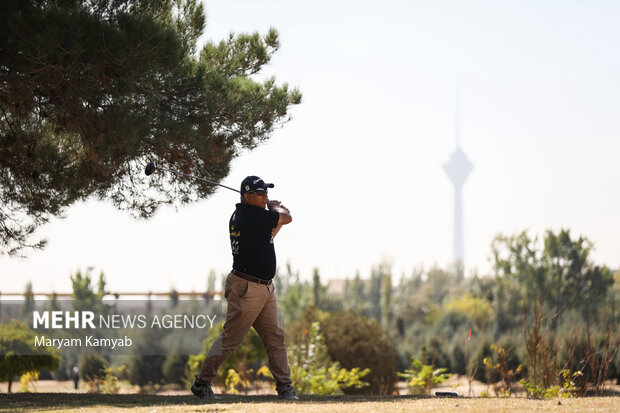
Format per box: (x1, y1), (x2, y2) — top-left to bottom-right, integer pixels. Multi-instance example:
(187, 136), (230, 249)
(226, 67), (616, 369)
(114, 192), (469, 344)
(191, 175), (299, 401)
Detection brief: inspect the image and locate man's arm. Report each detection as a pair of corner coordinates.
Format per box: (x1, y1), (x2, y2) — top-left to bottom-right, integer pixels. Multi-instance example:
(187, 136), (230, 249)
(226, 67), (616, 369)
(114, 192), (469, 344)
(268, 200), (292, 238)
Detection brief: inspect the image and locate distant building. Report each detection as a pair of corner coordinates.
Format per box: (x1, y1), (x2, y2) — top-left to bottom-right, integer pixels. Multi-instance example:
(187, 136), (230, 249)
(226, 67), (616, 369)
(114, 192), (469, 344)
(327, 279), (347, 295)
(327, 278), (370, 295)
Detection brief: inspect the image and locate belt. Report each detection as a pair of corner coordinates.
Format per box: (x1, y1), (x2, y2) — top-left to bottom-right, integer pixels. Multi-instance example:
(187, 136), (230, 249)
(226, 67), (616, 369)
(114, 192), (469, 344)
(232, 269), (272, 285)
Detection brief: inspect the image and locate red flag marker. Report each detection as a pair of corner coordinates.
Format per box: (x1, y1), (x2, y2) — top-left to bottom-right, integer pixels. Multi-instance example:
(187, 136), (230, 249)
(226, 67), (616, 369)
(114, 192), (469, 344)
(468, 329), (472, 341)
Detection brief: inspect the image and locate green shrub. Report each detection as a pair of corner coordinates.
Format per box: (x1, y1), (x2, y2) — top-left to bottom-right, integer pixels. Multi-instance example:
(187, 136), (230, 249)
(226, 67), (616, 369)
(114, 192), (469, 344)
(399, 358), (451, 395)
(183, 354), (205, 389)
(482, 344), (523, 396)
(450, 343), (467, 375)
(101, 366), (122, 394)
(444, 294), (493, 329)
(0, 321), (60, 393)
(470, 340), (497, 384)
(321, 310), (398, 395)
(417, 337), (453, 373)
(433, 311), (472, 338)
(288, 321), (370, 395)
(79, 354), (108, 381)
(125, 355), (166, 387)
(183, 324), (269, 392)
(521, 369), (581, 399)
(162, 354), (188, 386)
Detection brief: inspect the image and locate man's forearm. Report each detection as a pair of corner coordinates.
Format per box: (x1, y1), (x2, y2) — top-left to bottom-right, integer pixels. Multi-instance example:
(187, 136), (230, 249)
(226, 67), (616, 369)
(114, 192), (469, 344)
(268, 203), (291, 238)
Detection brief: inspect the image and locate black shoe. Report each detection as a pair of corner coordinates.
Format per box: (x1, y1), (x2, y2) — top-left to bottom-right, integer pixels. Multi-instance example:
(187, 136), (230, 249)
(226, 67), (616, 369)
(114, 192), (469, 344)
(191, 380), (220, 400)
(277, 384), (299, 400)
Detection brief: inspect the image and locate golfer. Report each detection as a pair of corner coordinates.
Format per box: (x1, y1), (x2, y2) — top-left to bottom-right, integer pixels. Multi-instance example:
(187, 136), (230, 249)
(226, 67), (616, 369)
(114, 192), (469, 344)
(191, 175), (298, 401)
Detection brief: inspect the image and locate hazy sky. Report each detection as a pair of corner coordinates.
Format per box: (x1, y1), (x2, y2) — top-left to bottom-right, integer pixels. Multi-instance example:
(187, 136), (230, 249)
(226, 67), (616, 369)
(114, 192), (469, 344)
(2, 0), (619, 294)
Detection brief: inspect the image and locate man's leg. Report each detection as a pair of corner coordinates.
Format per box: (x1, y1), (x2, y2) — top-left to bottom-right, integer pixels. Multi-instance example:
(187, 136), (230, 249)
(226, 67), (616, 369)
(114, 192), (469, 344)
(196, 273), (268, 384)
(252, 283), (292, 390)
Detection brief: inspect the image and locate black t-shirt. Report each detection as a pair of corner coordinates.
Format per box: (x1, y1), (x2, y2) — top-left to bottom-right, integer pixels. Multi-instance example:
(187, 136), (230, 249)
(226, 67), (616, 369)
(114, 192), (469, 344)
(230, 203), (280, 280)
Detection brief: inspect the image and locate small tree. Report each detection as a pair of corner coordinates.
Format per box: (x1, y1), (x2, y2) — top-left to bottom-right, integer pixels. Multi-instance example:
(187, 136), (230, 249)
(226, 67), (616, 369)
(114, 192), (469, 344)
(71, 269), (109, 313)
(21, 281), (35, 317)
(312, 268), (322, 308)
(0, 321), (59, 393)
(399, 358), (451, 395)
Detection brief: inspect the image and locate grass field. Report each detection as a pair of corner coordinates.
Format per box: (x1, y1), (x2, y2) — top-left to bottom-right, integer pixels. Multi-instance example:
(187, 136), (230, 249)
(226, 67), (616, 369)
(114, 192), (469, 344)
(1, 393), (619, 413)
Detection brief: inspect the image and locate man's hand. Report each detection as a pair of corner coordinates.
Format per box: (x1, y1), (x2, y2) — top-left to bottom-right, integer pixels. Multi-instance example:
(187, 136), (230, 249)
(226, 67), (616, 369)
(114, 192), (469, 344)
(267, 200), (280, 210)
(268, 199), (292, 238)
(268, 200), (290, 214)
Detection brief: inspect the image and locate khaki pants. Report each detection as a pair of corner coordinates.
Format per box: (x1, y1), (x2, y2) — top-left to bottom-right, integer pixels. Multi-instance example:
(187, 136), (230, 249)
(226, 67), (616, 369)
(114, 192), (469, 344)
(196, 271), (292, 389)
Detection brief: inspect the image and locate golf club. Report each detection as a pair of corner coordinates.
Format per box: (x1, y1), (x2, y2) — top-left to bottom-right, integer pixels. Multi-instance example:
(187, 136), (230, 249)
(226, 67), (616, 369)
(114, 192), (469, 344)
(144, 161), (240, 193)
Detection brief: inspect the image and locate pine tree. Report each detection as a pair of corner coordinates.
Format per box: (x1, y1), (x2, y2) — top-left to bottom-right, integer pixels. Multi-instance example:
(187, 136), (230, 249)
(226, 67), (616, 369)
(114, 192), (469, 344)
(21, 281), (35, 317)
(380, 269), (393, 331)
(313, 268), (322, 308)
(0, 0), (301, 255)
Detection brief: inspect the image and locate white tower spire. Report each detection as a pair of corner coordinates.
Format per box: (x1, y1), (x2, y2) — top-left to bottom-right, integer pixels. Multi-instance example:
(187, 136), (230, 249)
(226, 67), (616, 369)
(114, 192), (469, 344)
(443, 90), (473, 275)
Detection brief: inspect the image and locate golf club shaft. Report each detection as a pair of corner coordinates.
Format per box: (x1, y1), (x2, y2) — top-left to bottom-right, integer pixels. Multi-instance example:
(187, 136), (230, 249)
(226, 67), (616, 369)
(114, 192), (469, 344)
(156, 165), (240, 193)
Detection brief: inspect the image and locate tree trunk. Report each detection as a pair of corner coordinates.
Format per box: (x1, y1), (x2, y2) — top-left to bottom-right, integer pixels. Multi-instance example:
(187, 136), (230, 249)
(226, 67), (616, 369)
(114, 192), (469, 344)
(8, 379), (12, 393)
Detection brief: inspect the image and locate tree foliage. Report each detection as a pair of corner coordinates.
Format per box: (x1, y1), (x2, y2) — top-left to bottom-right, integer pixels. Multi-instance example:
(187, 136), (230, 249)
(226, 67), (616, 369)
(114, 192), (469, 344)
(492, 229), (614, 321)
(0, 0), (301, 255)
(444, 294), (493, 329)
(79, 353), (108, 380)
(0, 320), (60, 393)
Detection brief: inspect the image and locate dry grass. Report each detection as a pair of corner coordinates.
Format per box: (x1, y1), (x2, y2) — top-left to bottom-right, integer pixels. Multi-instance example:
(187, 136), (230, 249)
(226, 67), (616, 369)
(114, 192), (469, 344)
(1, 393), (619, 413)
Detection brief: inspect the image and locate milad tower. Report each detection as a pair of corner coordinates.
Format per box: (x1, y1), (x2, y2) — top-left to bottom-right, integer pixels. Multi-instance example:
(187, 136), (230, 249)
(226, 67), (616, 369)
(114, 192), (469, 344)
(443, 96), (473, 277)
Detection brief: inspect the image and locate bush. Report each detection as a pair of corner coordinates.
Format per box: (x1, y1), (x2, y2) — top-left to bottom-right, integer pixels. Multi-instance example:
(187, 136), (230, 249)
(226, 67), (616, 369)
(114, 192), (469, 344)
(78, 354), (109, 393)
(79, 354), (108, 380)
(288, 321), (370, 395)
(399, 358), (451, 395)
(52, 353), (77, 381)
(162, 354), (189, 386)
(433, 311), (472, 337)
(126, 355), (166, 387)
(182, 325), (269, 392)
(321, 310), (398, 395)
(450, 343), (467, 375)
(19, 371), (39, 392)
(483, 344), (523, 396)
(101, 366), (122, 394)
(417, 336), (453, 373)
(202, 325), (268, 388)
(0, 321), (60, 393)
(470, 340), (496, 384)
(184, 354), (205, 389)
(444, 294), (493, 329)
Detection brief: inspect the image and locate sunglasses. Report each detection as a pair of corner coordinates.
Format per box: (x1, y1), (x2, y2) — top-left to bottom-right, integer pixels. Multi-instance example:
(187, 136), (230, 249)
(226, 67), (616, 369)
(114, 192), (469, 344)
(248, 190), (268, 196)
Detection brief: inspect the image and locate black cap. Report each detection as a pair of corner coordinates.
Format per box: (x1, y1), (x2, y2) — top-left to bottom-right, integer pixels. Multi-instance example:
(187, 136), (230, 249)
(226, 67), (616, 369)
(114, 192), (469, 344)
(240, 176), (274, 195)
